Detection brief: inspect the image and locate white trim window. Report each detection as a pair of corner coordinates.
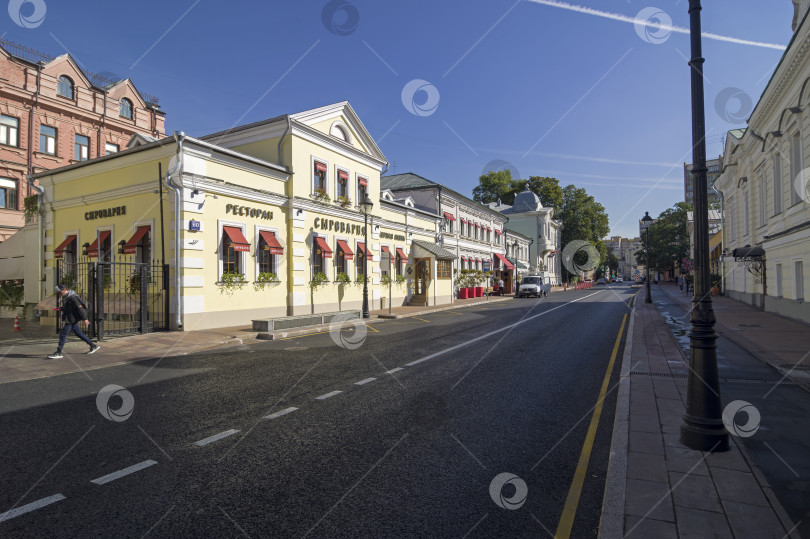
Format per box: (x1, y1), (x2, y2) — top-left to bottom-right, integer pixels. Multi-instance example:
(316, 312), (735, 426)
(794, 260), (804, 301)
(313, 159), (328, 197)
(775, 263), (783, 298)
(357, 175), (368, 205)
(0, 178), (17, 210)
(256, 227), (281, 277)
(742, 189), (749, 236)
(75, 134), (90, 161)
(773, 153), (783, 215)
(105, 142), (119, 155)
(220, 223), (249, 277)
(758, 174), (766, 227)
(336, 168), (350, 201)
(790, 131), (803, 206)
(40, 125), (57, 155)
(1, 115), (19, 147)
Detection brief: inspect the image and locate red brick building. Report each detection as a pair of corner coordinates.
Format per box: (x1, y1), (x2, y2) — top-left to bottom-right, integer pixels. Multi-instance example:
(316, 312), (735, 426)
(0, 40), (165, 240)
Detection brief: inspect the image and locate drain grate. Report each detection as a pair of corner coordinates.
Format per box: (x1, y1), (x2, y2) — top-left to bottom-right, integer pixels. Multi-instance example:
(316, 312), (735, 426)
(630, 371), (796, 385)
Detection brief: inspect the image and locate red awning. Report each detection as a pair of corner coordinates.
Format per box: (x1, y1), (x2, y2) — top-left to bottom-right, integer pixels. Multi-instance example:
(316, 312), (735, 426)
(443, 212), (456, 221)
(395, 247), (408, 263)
(381, 245), (391, 259)
(486, 226), (492, 231)
(460, 217), (466, 224)
(461, 256), (467, 261)
(54, 235), (77, 259)
(123, 226), (150, 255)
(475, 222), (480, 228)
(87, 230), (111, 258)
(359, 177), (368, 187)
(315, 236), (333, 258)
(315, 162), (327, 172)
(337, 239), (354, 260)
(495, 230), (502, 236)
(495, 253), (514, 270)
(356, 242), (373, 261)
(338, 170), (348, 180)
(222, 226), (251, 252)
(259, 230), (284, 255)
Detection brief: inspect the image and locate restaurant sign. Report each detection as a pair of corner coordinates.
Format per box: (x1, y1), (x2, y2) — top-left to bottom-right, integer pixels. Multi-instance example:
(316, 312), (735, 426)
(85, 206), (126, 220)
(314, 217), (366, 236)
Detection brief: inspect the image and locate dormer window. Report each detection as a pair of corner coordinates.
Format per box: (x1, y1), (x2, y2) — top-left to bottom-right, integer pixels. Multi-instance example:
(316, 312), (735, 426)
(331, 124), (347, 141)
(57, 76), (74, 99)
(120, 98), (133, 119)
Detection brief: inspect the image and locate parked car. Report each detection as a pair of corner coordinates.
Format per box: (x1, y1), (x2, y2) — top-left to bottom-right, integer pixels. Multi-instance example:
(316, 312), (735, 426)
(616, 277), (624, 283)
(597, 277), (608, 285)
(517, 275), (550, 298)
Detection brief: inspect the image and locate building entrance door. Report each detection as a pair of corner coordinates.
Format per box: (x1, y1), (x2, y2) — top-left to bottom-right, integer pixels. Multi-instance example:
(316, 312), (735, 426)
(414, 258), (430, 296)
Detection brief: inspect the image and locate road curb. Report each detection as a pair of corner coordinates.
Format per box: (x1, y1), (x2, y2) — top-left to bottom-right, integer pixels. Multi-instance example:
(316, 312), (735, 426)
(374, 296), (512, 319)
(597, 293), (635, 538)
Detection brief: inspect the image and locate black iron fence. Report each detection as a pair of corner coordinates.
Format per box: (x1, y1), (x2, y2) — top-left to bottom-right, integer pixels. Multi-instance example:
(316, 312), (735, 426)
(56, 259), (169, 338)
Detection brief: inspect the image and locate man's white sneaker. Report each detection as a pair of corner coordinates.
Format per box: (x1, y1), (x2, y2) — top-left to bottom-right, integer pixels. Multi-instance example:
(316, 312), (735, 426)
(47, 352), (63, 359)
(88, 345), (100, 355)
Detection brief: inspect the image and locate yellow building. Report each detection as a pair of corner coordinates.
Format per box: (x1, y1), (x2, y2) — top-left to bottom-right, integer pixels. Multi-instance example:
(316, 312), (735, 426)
(34, 102), (454, 332)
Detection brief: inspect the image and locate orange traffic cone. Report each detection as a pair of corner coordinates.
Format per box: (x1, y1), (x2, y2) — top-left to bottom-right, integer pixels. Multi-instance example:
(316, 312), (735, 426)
(13, 316), (21, 332)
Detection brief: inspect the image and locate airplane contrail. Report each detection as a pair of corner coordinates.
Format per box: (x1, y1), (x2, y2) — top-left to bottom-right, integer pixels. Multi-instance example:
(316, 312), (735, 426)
(526, 0), (787, 51)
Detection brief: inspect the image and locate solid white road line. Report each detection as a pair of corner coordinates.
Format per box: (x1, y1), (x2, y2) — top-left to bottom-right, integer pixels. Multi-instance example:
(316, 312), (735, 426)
(405, 291), (601, 367)
(193, 429), (240, 447)
(355, 377), (377, 385)
(315, 390), (342, 400)
(90, 460), (158, 485)
(385, 368), (404, 374)
(0, 494), (65, 523)
(264, 407), (299, 420)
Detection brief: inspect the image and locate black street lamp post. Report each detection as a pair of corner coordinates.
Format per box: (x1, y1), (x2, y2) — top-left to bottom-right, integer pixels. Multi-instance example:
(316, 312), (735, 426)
(681, 0), (729, 452)
(641, 212), (653, 303)
(360, 193), (374, 319)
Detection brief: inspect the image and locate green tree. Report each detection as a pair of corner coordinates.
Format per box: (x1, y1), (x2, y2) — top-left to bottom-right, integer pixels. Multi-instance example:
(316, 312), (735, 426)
(556, 185), (610, 281)
(510, 176), (563, 209)
(472, 170), (513, 204)
(635, 202), (692, 276)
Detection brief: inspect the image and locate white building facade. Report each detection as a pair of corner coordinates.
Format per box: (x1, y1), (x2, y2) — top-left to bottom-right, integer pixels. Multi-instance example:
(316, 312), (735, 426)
(714, 1), (810, 323)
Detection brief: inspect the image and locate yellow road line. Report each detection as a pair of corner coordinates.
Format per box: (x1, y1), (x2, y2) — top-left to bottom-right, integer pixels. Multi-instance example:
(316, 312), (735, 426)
(366, 323), (380, 333)
(554, 313), (627, 539)
(412, 317), (431, 323)
(627, 292), (638, 308)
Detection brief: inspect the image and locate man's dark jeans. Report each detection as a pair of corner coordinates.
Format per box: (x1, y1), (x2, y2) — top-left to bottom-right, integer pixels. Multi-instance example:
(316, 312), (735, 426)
(57, 322), (94, 353)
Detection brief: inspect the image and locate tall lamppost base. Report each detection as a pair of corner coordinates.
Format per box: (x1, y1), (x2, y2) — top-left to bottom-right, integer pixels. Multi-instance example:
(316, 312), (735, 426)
(680, 416), (729, 452)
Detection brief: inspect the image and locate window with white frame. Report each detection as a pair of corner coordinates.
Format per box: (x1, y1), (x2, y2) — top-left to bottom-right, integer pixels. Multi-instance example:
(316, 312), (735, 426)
(357, 176), (368, 205)
(773, 153), (783, 215)
(758, 174), (766, 227)
(775, 263), (783, 297)
(220, 226), (245, 275)
(313, 161), (327, 195)
(75, 134), (90, 161)
(444, 217), (453, 234)
(790, 131), (803, 206)
(105, 142), (119, 154)
(312, 236), (327, 275)
(258, 230), (279, 275)
(728, 200), (736, 242)
(795, 260), (804, 301)
(40, 125), (57, 155)
(743, 190), (749, 236)
(336, 168), (349, 200)
(120, 98), (133, 120)
(0, 178), (17, 209)
(1, 115), (19, 147)
(396, 248), (405, 275)
(57, 76), (74, 99)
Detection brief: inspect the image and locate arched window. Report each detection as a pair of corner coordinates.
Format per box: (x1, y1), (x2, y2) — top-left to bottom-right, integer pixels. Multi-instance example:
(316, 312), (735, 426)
(120, 98), (133, 119)
(57, 76), (74, 99)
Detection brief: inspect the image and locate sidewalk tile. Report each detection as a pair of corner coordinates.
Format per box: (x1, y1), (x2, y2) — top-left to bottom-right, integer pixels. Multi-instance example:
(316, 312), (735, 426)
(722, 500), (787, 538)
(624, 516), (677, 538)
(674, 505), (733, 538)
(669, 471), (724, 513)
(625, 478), (675, 522)
(629, 430), (664, 455)
(711, 468), (770, 507)
(704, 444), (752, 473)
(664, 444), (710, 476)
(628, 451), (668, 483)
(630, 413), (662, 434)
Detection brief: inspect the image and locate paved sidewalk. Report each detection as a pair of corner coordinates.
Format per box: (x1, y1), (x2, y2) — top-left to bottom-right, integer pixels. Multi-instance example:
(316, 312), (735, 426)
(600, 291), (799, 538)
(657, 283), (810, 386)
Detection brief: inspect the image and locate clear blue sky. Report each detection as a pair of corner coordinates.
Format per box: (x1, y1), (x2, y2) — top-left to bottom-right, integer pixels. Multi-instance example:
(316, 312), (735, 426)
(4, 0), (793, 238)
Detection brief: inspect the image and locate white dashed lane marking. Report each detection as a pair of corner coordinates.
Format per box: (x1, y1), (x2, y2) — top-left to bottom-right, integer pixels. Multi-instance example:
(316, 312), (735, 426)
(264, 407), (298, 420)
(0, 494), (65, 523)
(90, 460), (158, 485)
(193, 429), (240, 447)
(315, 390), (342, 400)
(355, 377), (377, 385)
(385, 368), (404, 374)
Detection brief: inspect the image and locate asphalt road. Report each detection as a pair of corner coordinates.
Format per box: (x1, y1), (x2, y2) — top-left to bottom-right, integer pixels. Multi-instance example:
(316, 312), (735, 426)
(0, 285), (634, 538)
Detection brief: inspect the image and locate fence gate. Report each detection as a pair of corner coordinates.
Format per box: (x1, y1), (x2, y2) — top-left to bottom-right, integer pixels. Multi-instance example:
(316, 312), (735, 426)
(56, 259), (169, 339)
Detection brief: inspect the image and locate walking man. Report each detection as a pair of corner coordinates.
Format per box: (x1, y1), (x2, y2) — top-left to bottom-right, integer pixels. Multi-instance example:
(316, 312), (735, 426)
(498, 278), (504, 296)
(47, 285), (100, 359)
